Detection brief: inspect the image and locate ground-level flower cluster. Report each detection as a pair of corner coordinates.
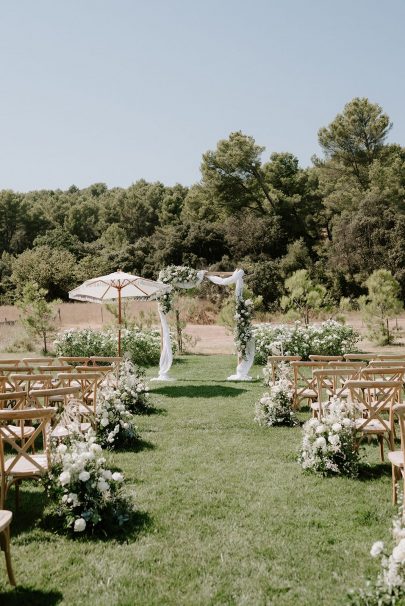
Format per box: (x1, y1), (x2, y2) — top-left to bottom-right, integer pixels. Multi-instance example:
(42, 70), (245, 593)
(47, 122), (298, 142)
(44, 431), (131, 534)
(351, 507), (405, 605)
(299, 397), (359, 477)
(255, 363), (297, 427)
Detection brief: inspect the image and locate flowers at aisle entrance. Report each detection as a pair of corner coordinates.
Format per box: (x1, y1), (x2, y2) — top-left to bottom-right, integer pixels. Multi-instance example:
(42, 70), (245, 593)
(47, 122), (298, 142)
(44, 431), (132, 534)
(96, 384), (139, 448)
(157, 265), (201, 314)
(255, 363), (297, 427)
(299, 397), (359, 477)
(350, 504), (405, 605)
(234, 297), (254, 360)
(115, 358), (152, 415)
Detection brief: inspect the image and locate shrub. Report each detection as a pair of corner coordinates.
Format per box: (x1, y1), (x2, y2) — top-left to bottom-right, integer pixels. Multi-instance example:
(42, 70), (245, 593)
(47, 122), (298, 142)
(253, 320), (360, 364)
(54, 327), (168, 367)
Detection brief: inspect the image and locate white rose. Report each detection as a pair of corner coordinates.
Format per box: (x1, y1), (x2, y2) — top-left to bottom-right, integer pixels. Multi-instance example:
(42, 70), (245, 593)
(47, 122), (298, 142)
(392, 539), (405, 563)
(78, 470), (90, 482)
(97, 479), (109, 493)
(73, 518), (86, 532)
(57, 444), (67, 454)
(315, 425), (326, 434)
(59, 471), (71, 486)
(102, 470), (112, 480)
(112, 472), (124, 482)
(370, 541), (384, 558)
(328, 434), (340, 447)
(332, 423), (342, 433)
(100, 417), (109, 427)
(315, 437), (327, 451)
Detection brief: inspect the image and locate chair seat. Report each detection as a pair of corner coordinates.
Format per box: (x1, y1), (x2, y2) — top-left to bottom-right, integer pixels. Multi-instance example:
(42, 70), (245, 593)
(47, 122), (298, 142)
(388, 450), (404, 467)
(298, 389), (317, 398)
(355, 418), (388, 433)
(4, 425), (35, 439)
(4, 454), (48, 476)
(78, 404), (94, 415)
(0, 510), (12, 532)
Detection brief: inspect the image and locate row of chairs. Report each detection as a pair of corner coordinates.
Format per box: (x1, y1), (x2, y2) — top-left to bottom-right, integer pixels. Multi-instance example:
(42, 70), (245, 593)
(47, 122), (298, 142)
(266, 353), (405, 507)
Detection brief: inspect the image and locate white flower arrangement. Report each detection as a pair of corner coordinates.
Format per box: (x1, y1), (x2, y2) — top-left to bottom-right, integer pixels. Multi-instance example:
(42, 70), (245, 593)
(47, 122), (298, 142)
(44, 431), (132, 534)
(157, 265), (200, 314)
(299, 397), (359, 477)
(235, 297), (254, 360)
(351, 507), (405, 604)
(255, 363), (297, 427)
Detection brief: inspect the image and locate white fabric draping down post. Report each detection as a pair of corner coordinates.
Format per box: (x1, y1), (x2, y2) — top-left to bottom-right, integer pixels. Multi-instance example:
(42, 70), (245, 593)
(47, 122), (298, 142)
(153, 268), (255, 381)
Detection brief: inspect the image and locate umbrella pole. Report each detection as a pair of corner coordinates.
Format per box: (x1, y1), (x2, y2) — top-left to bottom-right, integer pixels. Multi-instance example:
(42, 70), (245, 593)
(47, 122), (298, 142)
(118, 286), (122, 356)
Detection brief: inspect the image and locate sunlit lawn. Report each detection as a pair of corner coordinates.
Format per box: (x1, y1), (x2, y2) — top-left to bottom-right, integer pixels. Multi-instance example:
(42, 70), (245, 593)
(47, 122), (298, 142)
(0, 354), (396, 605)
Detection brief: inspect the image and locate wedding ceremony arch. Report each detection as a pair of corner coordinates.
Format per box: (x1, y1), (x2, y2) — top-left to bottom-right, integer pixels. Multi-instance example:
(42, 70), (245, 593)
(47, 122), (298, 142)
(152, 267), (255, 382)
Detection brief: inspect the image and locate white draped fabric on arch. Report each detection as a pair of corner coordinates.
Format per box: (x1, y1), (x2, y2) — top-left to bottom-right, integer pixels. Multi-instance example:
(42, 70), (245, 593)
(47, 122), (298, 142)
(152, 268), (255, 382)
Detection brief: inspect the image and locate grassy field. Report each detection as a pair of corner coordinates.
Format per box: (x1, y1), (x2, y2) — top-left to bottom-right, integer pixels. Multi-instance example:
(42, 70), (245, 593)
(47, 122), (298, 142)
(0, 354), (397, 605)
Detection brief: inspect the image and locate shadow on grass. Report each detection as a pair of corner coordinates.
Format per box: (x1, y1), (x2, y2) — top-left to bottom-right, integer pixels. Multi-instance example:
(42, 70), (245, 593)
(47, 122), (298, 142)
(117, 437), (156, 453)
(41, 509), (153, 543)
(136, 405), (167, 416)
(4, 489), (47, 538)
(358, 462), (392, 481)
(151, 385), (248, 399)
(0, 588), (63, 606)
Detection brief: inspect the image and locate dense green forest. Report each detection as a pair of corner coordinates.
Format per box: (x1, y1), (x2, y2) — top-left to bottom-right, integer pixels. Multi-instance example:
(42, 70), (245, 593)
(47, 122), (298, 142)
(1, 97), (404, 309)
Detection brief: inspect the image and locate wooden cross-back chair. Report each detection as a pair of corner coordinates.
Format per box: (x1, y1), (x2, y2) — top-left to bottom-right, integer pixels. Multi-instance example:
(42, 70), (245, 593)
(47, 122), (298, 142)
(389, 404), (405, 505)
(290, 361), (328, 409)
(76, 365), (114, 389)
(266, 356), (300, 386)
(312, 367), (362, 417)
(368, 360), (405, 368)
(57, 373), (101, 428)
(0, 509), (16, 585)
(0, 360), (21, 367)
(0, 407), (55, 508)
(346, 380), (402, 461)
(361, 367), (405, 387)
(378, 354), (405, 361)
(0, 391), (35, 445)
(327, 361), (364, 369)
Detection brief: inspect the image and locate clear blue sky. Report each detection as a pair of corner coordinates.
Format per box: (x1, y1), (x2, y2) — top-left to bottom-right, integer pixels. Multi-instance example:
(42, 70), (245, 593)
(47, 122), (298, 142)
(0, 0), (404, 192)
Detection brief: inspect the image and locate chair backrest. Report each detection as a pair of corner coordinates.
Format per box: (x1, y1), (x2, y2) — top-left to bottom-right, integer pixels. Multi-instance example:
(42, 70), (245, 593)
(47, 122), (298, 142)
(343, 353), (375, 361)
(314, 367), (362, 401)
(0, 407), (55, 476)
(22, 357), (54, 367)
(368, 360), (405, 368)
(290, 361), (327, 399)
(0, 359), (21, 366)
(361, 367), (405, 381)
(309, 355), (344, 362)
(28, 386), (82, 409)
(89, 356), (122, 366)
(327, 361), (364, 368)
(57, 372), (99, 402)
(377, 354), (405, 361)
(58, 357), (90, 366)
(0, 391), (28, 411)
(9, 374), (54, 393)
(266, 356), (301, 384)
(346, 380), (402, 433)
(38, 365), (74, 374)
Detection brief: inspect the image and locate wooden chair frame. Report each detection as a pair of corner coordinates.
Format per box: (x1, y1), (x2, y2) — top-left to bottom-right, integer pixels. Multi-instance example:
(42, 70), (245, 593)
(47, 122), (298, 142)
(309, 355), (344, 362)
(346, 380), (401, 460)
(290, 361), (327, 409)
(56, 374), (100, 427)
(0, 407), (54, 508)
(0, 510), (16, 585)
(313, 367), (362, 417)
(265, 356), (300, 385)
(389, 404), (405, 505)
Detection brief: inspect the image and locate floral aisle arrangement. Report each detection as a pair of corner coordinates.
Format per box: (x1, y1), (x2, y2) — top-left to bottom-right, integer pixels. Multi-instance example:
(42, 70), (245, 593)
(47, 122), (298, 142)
(351, 508), (405, 605)
(254, 320), (360, 364)
(44, 433), (132, 534)
(96, 385), (139, 448)
(157, 265), (200, 314)
(234, 297), (254, 360)
(299, 398), (359, 477)
(255, 363), (297, 427)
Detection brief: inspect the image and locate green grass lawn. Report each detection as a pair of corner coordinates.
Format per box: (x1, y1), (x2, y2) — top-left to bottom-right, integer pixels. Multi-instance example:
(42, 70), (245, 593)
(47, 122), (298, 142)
(0, 354), (397, 605)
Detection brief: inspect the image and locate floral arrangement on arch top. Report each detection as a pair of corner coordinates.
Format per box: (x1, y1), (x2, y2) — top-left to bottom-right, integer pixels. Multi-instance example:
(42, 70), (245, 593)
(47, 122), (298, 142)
(157, 265), (201, 314)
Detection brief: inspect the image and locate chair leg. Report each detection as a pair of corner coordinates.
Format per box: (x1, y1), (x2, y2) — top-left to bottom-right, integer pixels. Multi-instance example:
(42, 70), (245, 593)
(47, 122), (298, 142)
(378, 436), (384, 462)
(0, 528), (16, 586)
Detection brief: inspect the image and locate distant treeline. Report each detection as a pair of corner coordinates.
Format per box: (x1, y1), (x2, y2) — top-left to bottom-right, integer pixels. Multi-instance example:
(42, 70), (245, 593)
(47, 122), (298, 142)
(1, 97), (404, 309)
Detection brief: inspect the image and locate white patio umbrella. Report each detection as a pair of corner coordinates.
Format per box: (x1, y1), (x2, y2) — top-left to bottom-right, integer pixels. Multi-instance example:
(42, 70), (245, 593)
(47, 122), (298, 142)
(68, 270), (170, 355)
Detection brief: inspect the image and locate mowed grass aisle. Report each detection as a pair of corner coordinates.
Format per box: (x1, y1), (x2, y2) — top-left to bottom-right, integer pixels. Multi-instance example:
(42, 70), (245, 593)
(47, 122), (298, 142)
(0, 355), (395, 605)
